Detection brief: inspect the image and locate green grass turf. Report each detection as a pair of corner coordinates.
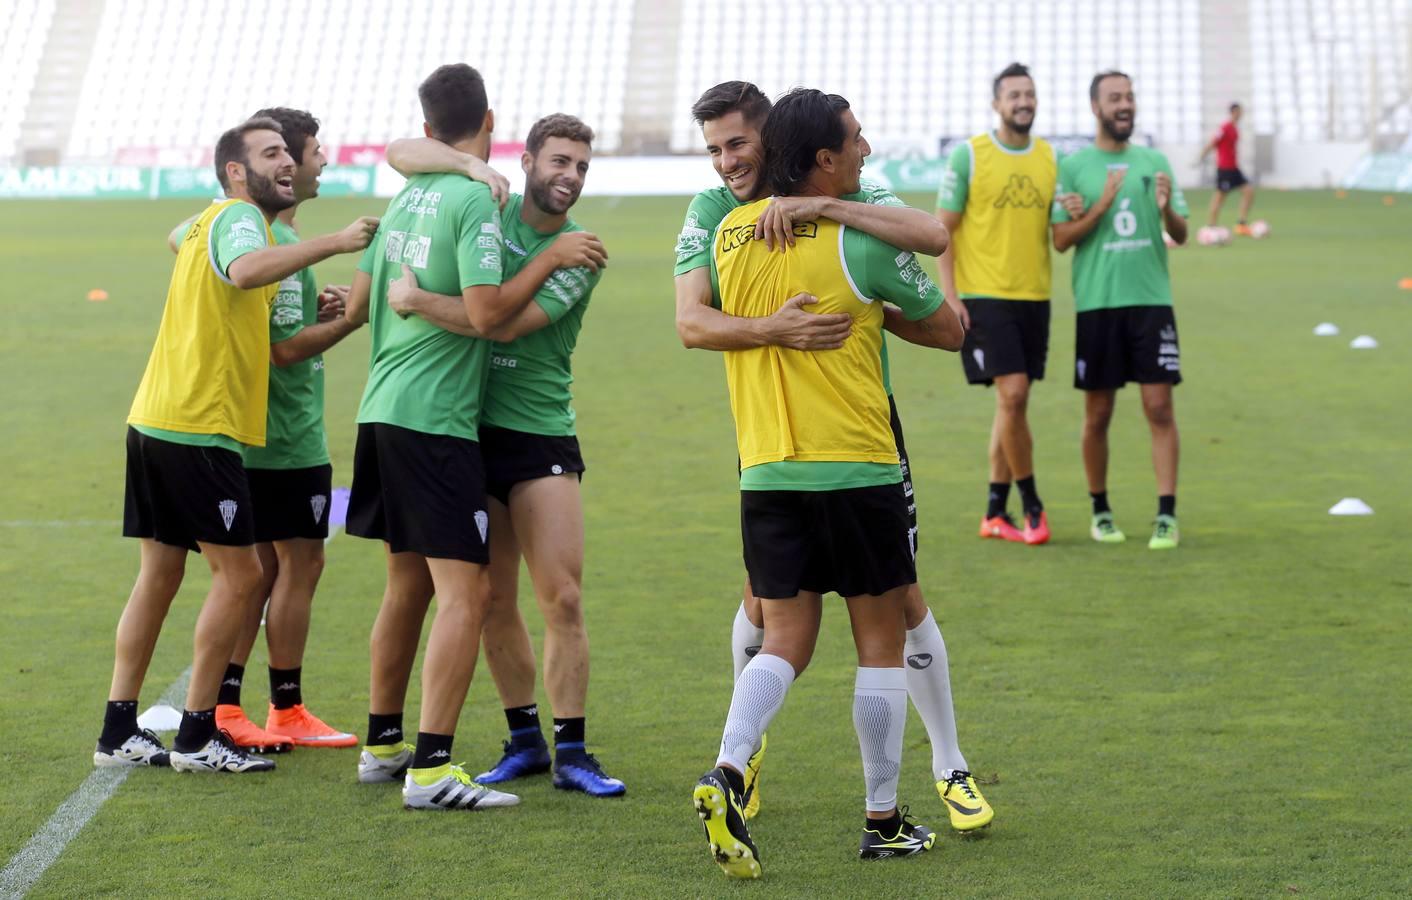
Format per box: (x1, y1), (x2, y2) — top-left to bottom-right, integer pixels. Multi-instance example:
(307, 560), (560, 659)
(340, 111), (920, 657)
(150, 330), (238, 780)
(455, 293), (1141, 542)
(2, 189), (1410, 897)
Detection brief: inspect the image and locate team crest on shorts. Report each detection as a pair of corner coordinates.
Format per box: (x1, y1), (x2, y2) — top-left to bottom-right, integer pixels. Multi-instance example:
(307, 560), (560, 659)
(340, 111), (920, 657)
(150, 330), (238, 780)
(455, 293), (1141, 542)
(218, 499), (238, 531)
(310, 494), (327, 524)
(474, 510), (489, 543)
(972, 348), (985, 371)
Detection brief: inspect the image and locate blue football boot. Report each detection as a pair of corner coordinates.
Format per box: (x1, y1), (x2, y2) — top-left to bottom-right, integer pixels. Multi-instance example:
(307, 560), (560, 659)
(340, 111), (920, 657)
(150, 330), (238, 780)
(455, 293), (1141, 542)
(474, 740), (551, 784)
(553, 751), (626, 797)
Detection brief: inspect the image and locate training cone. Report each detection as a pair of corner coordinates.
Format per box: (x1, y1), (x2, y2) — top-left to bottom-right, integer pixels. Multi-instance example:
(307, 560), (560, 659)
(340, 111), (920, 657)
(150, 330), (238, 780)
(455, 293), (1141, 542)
(1398, 278), (1412, 290)
(1314, 323), (1339, 336)
(1383, 196), (1396, 206)
(87, 288), (109, 301)
(1329, 498), (1374, 516)
(1350, 335), (1378, 349)
(136, 704), (183, 731)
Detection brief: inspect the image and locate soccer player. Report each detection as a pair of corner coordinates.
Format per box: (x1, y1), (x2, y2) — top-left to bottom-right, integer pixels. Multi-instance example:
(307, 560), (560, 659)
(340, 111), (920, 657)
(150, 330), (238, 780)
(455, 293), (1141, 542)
(677, 81), (994, 833)
(936, 62), (1060, 545)
(379, 114), (621, 796)
(99, 117), (377, 774)
(166, 108), (362, 753)
(344, 65), (603, 811)
(1051, 71), (1188, 549)
(1198, 102), (1256, 233)
(692, 88), (965, 877)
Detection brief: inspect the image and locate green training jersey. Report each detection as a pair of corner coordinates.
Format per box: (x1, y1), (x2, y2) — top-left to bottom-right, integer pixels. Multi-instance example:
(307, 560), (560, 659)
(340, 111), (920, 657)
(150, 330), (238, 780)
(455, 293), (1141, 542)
(732, 225), (942, 492)
(672, 179), (905, 393)
(482, 195), (601, 436)
(244, 219), (328, 469)
(1051, 144), (1188, 313)
(356, 175), (504, 440)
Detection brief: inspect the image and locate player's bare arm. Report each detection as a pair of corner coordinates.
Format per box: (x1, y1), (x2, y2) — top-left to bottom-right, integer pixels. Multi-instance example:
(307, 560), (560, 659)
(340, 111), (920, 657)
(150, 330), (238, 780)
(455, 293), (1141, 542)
(755, 195), (949, 255)
(933, 208), (970, 331)
(674, 267), (850, 351)
(881, 303), (964, 351)
(1155, 172), (1188, 245)
(226, 216), (379, 289)
(1052, 169), (1123, 252)
(385, 137), (511, 207)
(269, 314), (361, 367)
(316, 284), (349, 321)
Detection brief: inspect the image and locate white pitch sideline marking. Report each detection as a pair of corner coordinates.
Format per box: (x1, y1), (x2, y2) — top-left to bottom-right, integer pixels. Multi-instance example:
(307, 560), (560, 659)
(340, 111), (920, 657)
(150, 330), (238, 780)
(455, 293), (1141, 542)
(0, 669), (190, 899)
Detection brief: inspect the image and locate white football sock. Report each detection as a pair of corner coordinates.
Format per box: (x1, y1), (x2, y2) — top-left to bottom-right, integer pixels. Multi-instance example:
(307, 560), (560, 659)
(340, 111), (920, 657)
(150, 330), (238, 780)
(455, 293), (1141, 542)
(716, 653), (794, 773)
(905, 609), (969, 779)
(854, 667), (908, 812)
(731, 600), (765, 681)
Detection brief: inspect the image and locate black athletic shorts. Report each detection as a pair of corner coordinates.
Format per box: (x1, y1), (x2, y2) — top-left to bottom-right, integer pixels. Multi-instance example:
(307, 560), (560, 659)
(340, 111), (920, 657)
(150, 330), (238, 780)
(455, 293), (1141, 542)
(1216, 167), (1248, 192)
(346, 422), (489, 563)
(741, 482), (916, 600)
(889, 395), (918, 552)
(123, 426), (255, 551)
(1074, 305), (1182, 391)
(480, 425), (585, 506)
(246, 464), (333, 542)
(960, 298), (1050, 385)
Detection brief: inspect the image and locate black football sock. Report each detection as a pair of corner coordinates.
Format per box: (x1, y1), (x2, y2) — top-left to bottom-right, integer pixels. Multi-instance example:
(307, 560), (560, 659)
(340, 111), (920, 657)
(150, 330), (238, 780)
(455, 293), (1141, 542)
(986, 482), (1011, 518)
(553, 717), (585, 756)
(1158, 495), (1177, 518)
(867, 810), (903, 834)
(411, 732), (454, 770)
(100, 700), (140, 747)
(269, 667), (302, 710)
(367, 713), (404, 746)
(217, 663), (244, 707)
(505, 704), (545, 747)
(1016, 475), (1043, 515)
(174, 708), (216, 753)
(1091, 491), (1112, 516)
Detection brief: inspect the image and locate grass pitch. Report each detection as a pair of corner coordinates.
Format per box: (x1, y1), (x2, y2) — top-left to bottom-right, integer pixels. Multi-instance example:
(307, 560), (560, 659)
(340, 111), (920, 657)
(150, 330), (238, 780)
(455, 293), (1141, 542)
(2, 189), (1410, 897)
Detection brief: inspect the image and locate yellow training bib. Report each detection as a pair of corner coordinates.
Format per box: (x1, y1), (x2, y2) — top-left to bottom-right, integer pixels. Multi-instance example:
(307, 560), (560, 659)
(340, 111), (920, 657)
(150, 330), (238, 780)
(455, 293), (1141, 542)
(953, 133), (1056, 300)
(128, 199), (275, 446)
(713, 199), (896, 469)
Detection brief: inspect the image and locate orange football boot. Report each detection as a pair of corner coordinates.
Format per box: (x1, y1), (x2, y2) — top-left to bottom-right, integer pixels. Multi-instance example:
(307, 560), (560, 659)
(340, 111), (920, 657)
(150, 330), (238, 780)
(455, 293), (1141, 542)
(266, 704), (358, 748)
(1234, 223), (1254, 237)
(215, 704), (293, 753)
(978, 513), (1025, 542)
(1022, 510), (1051, 545)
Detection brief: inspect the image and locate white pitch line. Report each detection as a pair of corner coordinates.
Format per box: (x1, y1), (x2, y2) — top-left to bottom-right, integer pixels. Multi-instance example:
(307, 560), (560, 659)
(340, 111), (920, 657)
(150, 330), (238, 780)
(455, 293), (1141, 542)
(0, 669), (190, 899)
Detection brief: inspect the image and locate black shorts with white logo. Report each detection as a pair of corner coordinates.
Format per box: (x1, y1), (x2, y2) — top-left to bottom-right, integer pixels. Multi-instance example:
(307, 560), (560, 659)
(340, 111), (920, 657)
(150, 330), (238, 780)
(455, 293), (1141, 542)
(479, 425), (586, 506)
(346, 422), (489, 563)
(959, 297), (1051, 385)
(247, 464), (333, 542)
(1074, 305), (1182, 391)
(123, 426), (255, 551)
(1216, 167), (1248, 192)
(741, 482), (917, 600)
(888, 395), (918, 552)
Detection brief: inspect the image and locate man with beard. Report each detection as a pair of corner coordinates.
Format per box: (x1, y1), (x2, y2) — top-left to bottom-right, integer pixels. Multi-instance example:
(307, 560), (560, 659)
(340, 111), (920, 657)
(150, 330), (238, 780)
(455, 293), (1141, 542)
(1052, 71), (1189, 549)
(692, 88), (964, 878)
(100, 117), (377, 774)
(937, 63), (1067, 546)
(676, 82), (994, 834)
(345, 67), (608, 811)
(166, 108), (364, 754)
(378, 113), (622, 796)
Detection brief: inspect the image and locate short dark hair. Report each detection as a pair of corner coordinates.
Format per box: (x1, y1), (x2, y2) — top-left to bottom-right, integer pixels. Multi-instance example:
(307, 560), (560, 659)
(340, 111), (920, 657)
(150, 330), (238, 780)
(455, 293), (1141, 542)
(1230, 101), (1242, 112)
(251, 107), (319, 163)
(762, 88), (851, 196)
(691, 81), (772, 127)
(214, 116), (283, 192)
(526, 113), (594, 156)
(1090, 70), (1131, 101)
(993, 62), (1032, 98)
(419, 64), (489, 143)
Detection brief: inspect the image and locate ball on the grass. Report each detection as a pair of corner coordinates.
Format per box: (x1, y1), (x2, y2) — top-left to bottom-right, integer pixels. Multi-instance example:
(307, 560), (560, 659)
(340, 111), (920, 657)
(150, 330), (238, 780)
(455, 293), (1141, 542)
(1249, 219), (1270, 239)
(1197, 226), (1230, 246)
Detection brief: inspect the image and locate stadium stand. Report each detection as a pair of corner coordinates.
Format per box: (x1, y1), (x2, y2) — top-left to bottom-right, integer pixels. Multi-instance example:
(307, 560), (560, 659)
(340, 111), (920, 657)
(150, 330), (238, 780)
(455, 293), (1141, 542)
(60, 0), (633, 161)
(1, 0), (1407, 165)
(0, 0), (57, 162)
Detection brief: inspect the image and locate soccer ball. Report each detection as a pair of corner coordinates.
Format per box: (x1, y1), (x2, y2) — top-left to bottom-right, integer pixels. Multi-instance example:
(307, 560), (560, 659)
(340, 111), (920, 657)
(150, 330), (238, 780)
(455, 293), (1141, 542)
(1197, 226), (1231, 246)
(1249, 219), (1270, 239)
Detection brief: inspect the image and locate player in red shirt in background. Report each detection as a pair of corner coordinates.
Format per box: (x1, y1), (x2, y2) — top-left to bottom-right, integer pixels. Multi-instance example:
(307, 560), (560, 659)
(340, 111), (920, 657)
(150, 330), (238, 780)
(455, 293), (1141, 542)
(1198, 102), (1256, 234)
